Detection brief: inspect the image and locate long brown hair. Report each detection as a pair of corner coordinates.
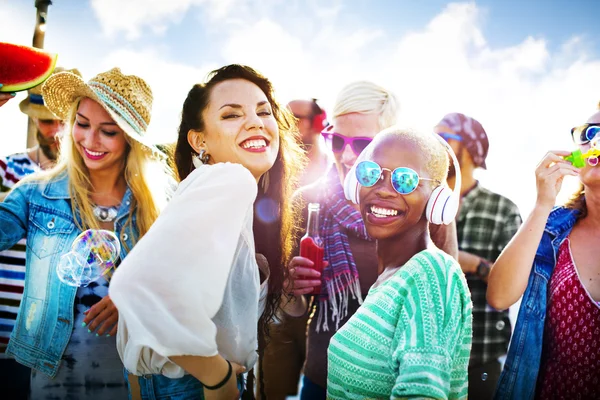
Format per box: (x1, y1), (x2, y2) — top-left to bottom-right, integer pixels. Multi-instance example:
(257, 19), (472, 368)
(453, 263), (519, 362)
(174, 64), (305, 337)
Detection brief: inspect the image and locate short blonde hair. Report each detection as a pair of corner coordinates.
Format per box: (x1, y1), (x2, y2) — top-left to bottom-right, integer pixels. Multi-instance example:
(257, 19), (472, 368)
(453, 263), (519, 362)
(332, 81), (400, 131)
(369, 126), (449, 184)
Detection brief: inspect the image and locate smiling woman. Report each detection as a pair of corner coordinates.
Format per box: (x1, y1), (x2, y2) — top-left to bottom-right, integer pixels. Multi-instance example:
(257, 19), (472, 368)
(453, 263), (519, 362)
(326, 127), (472, 400)
(110, 64), (305, 400)
(0, 67), (173, 400)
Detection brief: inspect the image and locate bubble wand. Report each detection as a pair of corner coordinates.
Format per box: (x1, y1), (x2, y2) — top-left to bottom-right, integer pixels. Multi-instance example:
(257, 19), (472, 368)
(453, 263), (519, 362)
(564, 148), (600, 167)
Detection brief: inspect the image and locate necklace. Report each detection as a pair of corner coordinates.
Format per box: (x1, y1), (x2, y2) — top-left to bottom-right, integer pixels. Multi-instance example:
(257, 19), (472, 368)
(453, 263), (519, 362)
(93, 205), (119, 223)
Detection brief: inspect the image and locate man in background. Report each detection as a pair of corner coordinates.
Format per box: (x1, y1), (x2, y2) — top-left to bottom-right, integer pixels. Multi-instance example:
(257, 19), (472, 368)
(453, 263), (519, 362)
(435, 113), (522, 400)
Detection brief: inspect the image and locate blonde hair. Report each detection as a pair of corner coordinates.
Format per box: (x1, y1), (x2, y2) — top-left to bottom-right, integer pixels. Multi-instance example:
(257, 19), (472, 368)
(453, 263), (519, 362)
(332, 81), (400, 130)
(373, 126), (449, 184)
(25, 99), (171, 247)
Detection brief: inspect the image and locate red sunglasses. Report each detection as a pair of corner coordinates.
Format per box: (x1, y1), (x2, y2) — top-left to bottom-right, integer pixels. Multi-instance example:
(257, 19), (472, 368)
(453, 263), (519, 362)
(320, 126), (373, 156)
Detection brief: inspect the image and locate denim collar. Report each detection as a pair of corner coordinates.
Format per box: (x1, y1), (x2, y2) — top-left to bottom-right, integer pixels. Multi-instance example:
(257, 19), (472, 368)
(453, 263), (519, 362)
(43, 171), (70, 200)
(544, 206), (580, 238)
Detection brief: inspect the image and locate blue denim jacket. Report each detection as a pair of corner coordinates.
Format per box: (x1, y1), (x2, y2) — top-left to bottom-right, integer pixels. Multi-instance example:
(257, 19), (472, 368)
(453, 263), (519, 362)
(494, 206), (579, 400)
(0, 171), (137, 377)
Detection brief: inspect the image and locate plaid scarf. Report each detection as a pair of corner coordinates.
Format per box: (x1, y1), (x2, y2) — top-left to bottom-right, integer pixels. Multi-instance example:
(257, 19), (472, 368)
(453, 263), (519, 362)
(315, 166), (372, 332)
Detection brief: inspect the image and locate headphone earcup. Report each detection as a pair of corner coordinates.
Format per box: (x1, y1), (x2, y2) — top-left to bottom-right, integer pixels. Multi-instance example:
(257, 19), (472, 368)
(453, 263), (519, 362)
(343, 164), (360, 204)
(426, 186), (459, 225)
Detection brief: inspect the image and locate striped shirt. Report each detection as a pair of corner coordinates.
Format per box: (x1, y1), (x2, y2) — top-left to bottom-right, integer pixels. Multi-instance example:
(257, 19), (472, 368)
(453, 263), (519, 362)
(0, 152), (39, 357)
(327, 249), (473, 399)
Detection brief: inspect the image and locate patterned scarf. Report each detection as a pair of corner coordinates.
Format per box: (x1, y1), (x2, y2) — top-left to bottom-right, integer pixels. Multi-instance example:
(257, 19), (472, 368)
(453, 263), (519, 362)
(316, 166), (372, 332)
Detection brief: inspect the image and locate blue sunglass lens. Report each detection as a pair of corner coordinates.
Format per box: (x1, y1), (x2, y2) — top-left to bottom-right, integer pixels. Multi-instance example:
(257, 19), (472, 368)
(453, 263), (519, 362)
(391, 168), (419, 194)
(585, 126), (600, 143)
(439, 133), (462, 142)
(356, 161), (381, 187)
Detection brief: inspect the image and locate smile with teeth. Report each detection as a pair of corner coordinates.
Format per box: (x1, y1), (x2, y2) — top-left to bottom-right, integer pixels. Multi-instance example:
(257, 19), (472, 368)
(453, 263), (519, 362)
(84, 148), (106, 157)
(370, 205), (399, 218)
(241, 138), (267, 149)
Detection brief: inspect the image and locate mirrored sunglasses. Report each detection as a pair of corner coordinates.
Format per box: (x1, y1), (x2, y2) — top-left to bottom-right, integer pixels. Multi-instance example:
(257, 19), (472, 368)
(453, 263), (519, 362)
(571, 123), (600, 145)
(355, 160), (438, 195)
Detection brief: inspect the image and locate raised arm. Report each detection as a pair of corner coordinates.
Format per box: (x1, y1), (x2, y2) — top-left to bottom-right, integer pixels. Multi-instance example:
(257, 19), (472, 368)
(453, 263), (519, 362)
(0, 183), (30, 250)
(487, 151), (579, 310)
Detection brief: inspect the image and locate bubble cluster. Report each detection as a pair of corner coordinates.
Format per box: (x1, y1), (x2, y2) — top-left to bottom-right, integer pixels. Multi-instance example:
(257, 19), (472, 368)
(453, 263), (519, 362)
(56, 229), (121, 287)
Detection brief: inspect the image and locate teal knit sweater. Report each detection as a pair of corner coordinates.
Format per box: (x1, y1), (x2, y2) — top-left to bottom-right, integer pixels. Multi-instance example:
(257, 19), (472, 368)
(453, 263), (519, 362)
(327, 249), (472, 399)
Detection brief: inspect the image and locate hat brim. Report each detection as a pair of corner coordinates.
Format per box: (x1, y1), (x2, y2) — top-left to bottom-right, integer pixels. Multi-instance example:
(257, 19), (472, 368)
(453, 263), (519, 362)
(19, 98), (61, 120)
(42, 72), (157, 151)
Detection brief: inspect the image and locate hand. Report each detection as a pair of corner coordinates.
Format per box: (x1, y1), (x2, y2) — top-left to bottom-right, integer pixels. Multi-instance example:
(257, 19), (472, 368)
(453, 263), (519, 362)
(284, 256), (326, 296)
(203, 361), (246, 400)
(458, 250), (479, 275)
(535, 151), (580, 210)
(0, 85), (16, 107)
(83, 294), (119, 336)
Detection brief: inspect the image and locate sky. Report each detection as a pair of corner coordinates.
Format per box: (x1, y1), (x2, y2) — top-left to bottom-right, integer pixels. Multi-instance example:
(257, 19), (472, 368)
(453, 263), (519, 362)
(1, 0), (600, 217)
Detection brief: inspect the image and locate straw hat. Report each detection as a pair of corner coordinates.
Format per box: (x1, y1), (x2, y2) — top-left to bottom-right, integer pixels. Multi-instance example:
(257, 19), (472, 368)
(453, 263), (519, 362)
(42, 67), (154, 149)
(19, 67), (81, 120)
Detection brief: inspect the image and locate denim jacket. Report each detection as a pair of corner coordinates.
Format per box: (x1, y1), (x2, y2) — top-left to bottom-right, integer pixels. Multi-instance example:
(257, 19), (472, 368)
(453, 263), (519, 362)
(494, 206), (579, 400)
(0, 171), (138, 377)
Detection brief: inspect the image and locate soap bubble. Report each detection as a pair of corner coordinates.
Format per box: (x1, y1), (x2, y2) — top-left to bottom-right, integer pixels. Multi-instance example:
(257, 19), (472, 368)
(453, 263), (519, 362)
(56, 229), (121, 287)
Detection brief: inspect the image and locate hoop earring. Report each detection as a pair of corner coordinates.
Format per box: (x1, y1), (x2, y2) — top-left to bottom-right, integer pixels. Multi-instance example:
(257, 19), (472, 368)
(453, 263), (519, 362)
(260, 171), (270, 192)
(192, 150), (210, 168)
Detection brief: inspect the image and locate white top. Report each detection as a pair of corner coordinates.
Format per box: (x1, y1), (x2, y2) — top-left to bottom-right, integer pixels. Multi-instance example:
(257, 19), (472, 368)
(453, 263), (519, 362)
(110, 163), (267, 378)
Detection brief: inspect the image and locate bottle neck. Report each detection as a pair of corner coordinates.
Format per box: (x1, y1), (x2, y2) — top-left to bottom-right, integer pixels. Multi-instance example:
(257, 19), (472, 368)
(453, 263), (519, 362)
(306, 208), (320, 237)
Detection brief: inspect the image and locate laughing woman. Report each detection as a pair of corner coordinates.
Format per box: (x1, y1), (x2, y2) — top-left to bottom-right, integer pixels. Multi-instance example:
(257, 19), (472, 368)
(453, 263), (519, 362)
(110, 64), (304, 400)
(0, 68), (171, 399)
(327, 127), (472, 400)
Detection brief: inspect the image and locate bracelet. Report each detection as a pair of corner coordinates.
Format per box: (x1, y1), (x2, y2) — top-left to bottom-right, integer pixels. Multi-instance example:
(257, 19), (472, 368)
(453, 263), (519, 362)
(201, 359), (233, 390)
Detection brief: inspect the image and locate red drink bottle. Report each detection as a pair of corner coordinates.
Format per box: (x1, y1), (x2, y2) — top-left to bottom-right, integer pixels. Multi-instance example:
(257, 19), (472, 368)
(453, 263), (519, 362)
(300, 203), (324, 295)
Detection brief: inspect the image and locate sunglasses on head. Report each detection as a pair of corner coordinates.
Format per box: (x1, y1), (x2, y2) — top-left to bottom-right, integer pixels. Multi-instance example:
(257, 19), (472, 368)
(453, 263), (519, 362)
(438, 132), (462, 142)
(321, 127), (373, 156)
(571, 123), (600, 145)
(355, 160), (439, 195)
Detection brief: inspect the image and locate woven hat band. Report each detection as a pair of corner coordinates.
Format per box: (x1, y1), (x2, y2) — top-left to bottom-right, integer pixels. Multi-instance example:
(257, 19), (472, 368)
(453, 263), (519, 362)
(89, 81), (148, 135)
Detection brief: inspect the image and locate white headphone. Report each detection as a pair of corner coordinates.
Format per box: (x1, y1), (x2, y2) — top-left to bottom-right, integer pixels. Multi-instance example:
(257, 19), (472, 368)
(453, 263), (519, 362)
(343, 132), (461, 225)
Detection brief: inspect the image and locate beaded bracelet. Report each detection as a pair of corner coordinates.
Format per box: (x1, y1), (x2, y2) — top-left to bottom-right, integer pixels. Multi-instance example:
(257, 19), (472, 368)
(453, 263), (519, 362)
(202, 359), (233, 391)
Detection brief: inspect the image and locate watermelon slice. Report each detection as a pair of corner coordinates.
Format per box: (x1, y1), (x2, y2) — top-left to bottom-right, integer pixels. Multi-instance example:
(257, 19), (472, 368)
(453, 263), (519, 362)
(0, 42), (58, 92)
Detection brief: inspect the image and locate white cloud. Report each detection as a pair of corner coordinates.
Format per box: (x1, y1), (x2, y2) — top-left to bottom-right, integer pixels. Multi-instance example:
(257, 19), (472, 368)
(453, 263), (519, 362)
(2, 0), (600, 219)
(90, 0), (205, 39)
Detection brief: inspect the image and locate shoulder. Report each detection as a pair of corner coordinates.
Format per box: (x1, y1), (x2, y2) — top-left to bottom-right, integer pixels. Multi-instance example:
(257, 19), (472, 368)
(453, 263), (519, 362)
(395, 249), (467, 297)
(545, 206), (579, 234)
(180, 163), (256, 192)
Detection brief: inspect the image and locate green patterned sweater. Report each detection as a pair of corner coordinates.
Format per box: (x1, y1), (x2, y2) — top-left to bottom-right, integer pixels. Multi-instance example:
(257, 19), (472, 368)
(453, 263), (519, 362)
(327, 249), (473, 399)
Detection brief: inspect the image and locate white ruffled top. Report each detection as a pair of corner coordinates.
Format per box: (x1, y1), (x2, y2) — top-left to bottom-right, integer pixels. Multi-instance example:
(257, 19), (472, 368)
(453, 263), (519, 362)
(110, 163), (267, 378)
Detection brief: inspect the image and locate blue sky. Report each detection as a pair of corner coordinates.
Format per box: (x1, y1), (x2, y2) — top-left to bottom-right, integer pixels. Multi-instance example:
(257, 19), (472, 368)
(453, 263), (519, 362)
(1, 0), (600, 215)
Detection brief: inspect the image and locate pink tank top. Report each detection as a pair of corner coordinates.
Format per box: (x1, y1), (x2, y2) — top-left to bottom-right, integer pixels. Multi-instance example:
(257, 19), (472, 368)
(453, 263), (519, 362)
(535, 238), (600, 399)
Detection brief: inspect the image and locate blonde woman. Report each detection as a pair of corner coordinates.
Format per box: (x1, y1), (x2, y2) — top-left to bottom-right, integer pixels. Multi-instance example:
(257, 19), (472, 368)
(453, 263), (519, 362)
(0, 68), (171, 399)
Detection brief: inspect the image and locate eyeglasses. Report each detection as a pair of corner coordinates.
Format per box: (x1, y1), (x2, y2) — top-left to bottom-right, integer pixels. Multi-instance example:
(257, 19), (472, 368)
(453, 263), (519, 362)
(438, 132), (462, 142)
(355, 160), (439, 195)
(321, 127), (373, 156)
(571, 123), (600, 145)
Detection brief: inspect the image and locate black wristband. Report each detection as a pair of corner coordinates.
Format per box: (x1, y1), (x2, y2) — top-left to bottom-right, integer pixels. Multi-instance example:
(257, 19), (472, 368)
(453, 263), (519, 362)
(476, 259), (490, 279)
(201, 359), (233, 390)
